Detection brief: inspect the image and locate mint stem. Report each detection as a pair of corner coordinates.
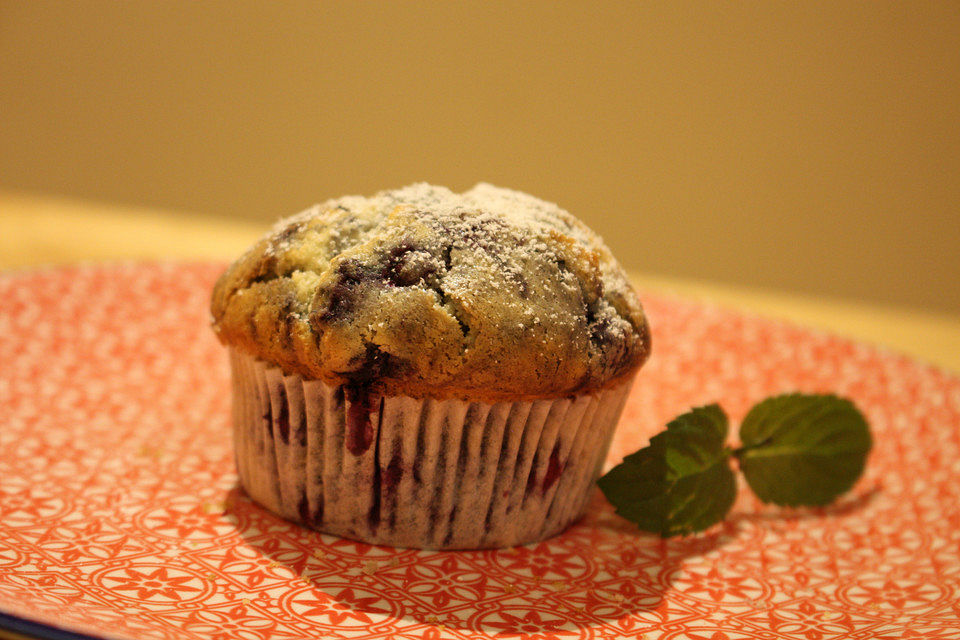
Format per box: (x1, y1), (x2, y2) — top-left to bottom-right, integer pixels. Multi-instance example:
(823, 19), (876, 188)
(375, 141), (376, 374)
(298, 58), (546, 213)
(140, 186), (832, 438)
(731, 439), (770, 457)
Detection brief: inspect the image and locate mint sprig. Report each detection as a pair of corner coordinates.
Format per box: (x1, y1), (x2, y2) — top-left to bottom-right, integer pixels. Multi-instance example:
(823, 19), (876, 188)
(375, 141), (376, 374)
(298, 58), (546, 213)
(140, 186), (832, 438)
(597, 405), (737, 537)
(599, 393), (872, 537)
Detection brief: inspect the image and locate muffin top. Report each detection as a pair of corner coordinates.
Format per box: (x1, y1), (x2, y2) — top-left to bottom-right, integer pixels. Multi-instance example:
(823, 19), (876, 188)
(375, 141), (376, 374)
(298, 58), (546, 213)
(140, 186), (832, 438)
(211, 183), (650, 401)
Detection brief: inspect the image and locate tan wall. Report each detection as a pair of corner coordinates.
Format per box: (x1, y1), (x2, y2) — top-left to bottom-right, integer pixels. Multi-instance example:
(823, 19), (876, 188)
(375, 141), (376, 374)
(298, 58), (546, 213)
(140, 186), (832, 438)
(1, 2), (958, 312)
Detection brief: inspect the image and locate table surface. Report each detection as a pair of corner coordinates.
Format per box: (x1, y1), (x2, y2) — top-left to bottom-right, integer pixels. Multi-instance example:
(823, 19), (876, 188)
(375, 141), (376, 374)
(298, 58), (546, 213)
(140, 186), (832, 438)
(2, 188), (958, 376)
(0, 189), (959, 640)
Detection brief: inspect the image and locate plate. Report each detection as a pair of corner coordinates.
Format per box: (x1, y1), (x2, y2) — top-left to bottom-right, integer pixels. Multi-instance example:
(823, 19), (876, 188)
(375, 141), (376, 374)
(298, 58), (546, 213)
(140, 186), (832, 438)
(1, 263), (958, 639)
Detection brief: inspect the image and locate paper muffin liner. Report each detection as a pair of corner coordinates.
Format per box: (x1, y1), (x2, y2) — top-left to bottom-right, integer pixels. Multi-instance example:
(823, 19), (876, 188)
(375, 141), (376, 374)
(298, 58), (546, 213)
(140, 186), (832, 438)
(229, 348), (634, 549)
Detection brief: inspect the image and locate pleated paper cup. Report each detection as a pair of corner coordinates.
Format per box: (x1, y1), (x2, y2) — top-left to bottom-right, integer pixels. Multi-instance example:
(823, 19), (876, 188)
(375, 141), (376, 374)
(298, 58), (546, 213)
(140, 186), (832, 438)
(230, 348), (634, 549)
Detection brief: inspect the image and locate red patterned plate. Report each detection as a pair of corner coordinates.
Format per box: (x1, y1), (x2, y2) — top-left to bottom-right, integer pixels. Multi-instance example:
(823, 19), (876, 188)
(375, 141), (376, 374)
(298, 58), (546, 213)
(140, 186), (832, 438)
(1, 263), (958, 640)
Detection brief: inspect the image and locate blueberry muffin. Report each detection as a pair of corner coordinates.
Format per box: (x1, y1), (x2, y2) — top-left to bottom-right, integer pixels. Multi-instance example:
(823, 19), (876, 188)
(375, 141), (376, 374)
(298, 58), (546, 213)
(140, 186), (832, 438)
(211, 183), (650, 549)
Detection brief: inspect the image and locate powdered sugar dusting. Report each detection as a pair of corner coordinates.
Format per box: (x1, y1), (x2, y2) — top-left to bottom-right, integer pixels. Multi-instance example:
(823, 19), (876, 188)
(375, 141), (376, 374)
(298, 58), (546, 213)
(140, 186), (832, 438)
(214, 183), (649, 398)
(270, 182), (633, 302)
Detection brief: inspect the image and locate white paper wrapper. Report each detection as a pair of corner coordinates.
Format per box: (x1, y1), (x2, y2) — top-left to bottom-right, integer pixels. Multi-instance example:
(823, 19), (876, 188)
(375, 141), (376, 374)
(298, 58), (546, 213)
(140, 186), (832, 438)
(230, 348), (634, 549)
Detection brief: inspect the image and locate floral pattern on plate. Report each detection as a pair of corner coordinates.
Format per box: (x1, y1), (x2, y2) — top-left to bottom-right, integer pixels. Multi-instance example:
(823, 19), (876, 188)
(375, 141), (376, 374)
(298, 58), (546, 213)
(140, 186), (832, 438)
(0, 263), (958, 639)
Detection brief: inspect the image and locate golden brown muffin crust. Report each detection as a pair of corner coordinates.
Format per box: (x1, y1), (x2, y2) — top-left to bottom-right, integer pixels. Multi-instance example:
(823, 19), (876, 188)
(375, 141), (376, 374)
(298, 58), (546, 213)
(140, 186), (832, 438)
(211, 183), (650, 401)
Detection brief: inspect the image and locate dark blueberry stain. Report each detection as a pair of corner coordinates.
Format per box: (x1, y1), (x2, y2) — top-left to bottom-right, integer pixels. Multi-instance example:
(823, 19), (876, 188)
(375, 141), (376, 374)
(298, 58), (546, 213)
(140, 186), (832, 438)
(320, 240), (442, 322)
(312, 495), (324, 525)
(525, 452), (540, 496)
(319, 285), (353, 323)
(413, 426), (426, 484)
(349, 342), (397, 381)
(331, 387), (345, 411)
(295, 417), (307, 447)
(261, 406), (273, 437)
(319, 259), (374, 322)
(381, 238), (435, 287)
(250, 253), (278, 284)
(345, 386), (376, 455)
(368, 418), (384, 532)
(542, 443), (564, 493)
(275, 385), (290, 444)
(441, 244), (453, 271)
(589, 315), (613, 348)
(584, 299), (617, 350)
(375, 444), (403, 531)
(383, 448), (403, 494)
(443, 507), (458, 546)
(368, 492), (381, 531)
(428, 497), (442, 530)
(428, 426), (448, 528)
(583, 299), (597, 327)
(341, 344), (393, 457)
(297, 495), (311, 524)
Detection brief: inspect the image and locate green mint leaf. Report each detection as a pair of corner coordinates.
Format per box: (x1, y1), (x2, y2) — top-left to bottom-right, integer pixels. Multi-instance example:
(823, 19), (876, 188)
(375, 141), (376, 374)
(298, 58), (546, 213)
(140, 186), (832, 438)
(598, 404), (737, 537)
(735, 393), (872, 507)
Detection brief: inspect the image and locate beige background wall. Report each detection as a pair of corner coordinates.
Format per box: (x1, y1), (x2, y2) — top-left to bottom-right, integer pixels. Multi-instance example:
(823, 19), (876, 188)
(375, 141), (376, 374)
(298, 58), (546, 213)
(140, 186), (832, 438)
(1, 2), (958, 312)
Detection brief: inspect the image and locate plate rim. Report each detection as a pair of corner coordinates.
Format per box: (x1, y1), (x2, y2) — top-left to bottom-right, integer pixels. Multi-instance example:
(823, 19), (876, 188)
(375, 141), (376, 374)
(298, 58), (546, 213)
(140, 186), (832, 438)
(0, 610), (106, 640)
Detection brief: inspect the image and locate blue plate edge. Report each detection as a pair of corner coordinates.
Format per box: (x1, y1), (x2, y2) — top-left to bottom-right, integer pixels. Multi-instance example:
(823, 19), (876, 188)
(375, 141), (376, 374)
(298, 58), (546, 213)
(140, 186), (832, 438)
(0, 611), (105, 640)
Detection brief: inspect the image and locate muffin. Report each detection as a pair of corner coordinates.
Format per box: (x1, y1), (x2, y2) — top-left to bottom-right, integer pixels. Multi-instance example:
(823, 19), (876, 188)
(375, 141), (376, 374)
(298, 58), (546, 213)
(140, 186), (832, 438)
(211, 183), (650, 549)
